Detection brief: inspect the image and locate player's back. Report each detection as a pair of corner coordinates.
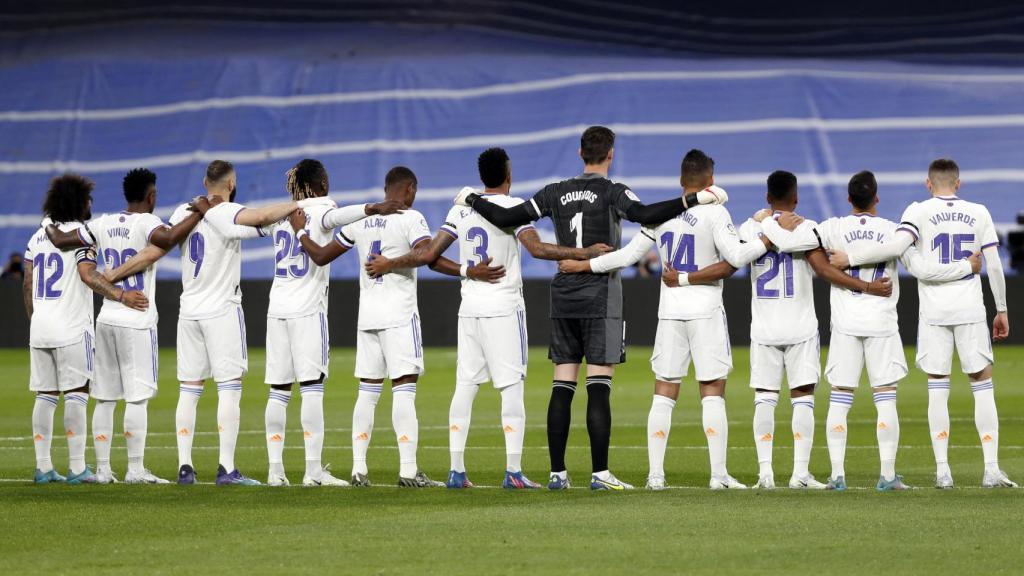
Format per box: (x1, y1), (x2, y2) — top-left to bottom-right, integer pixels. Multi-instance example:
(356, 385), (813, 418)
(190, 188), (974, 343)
(900, 196), (996, 325)
(534, 174), (636, 318)
(445, 194), (528, 318)
(87, 212), (163, 329)
(739, 217), (818, 345)
(818, 214), (900, 337)
(25, 224), (95, 348)
(267, 202), (335, 319)
(171, 201), (253, 321)
(340, 209), (431, 331)
(653, 204), (732, 320)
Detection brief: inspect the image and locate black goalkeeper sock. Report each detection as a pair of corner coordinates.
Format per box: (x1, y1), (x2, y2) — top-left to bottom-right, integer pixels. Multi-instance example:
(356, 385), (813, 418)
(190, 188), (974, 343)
(585, 376), (612, 473)
(547, 380), (577, 473)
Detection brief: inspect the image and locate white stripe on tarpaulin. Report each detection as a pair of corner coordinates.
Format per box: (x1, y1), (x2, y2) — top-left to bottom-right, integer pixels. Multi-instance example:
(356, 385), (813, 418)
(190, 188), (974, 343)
(3, 115), (1024, 174)
(2, 68), (1024, 123)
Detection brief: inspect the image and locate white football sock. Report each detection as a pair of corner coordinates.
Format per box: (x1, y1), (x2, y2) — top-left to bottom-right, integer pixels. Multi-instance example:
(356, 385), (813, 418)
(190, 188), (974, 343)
(873, 390), (899, 481)
(352, 382), (382, 476)
(32, 393), (58, 473)
(500, 382), (526, 473)
(971, 379), (999, 473)
(124, 400), (148, 474)
(927, 379), (951, 477)
(825, 390), (853, 480)
(753, 391), (778, 477)
(448, 384), (478, 473)
(701, 395), (728, 478)
(647, 394), (676, 478)
(216, 381), (243, 472)
(791, 396), (815, 478)
(300, 382), (325, 478)
(265, 387), (291, 477)
(64, 391), (89, 475)
(392, 383), (419, 479)
(92, 399), (116, 471)
(176, 383), (203, 468)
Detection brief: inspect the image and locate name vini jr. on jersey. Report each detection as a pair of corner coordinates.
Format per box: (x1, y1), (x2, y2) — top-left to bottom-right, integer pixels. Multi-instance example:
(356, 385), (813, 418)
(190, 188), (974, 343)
(560, 190), (598, 205)
(108, 227), (131, 239)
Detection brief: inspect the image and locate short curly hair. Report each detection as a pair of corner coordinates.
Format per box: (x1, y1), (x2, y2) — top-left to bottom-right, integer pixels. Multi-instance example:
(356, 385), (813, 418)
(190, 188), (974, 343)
(477, 148), (510, 189)
(43, 173), (94, 223)
(123, 167), (156, 203)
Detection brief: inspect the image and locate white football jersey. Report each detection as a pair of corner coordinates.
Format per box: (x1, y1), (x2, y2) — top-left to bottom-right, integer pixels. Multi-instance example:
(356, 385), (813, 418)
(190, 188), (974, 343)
(267, 200), (336, 319)
(25, 223), (95, 348)
(738, 217), (819, 345)
(170, 201), (264, 321)
(816, 214), (901, 337)
(898, 195), (998, 326)
(651, 204), (766, 320)
(80, 212), (164, 329)
(338, 209), (431, 330)
(441, 193), (532, 318)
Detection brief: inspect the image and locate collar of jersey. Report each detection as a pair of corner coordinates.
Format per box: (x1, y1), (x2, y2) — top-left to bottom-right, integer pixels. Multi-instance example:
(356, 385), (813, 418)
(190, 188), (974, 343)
(577, 172), (605, 180)
(851, 212), (877, 217)
(935, 195), (961, 201)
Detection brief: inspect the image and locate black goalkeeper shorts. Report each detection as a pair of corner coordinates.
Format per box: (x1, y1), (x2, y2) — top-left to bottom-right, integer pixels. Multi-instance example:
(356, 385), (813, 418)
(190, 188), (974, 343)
(548, 317), (626, 365)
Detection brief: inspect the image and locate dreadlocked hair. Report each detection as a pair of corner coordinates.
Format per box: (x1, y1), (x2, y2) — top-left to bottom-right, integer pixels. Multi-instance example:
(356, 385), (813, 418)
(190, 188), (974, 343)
(286, 159), (329, 201)
(43, 173), (94, 223)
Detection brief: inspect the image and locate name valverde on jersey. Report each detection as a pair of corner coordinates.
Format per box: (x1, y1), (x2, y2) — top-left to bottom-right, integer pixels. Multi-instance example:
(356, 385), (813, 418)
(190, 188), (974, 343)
(80, 212), (164, 330)
(338, 209), (431, 331)
(170, 201), (265, 321)
(441, 193), (533, 318)
(897, 196), (998, 326)
(25, 222), (95, 348)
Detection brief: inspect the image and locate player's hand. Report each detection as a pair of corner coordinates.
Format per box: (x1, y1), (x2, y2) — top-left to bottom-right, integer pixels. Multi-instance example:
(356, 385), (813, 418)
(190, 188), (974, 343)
(289, 209), (307, 232)
(583, 243), (613, 258)
(778, 212), (804, 231)
(467, 257), (505, 283)
(454, 186), (478, 207)
(120, 290), (149, 311)
(558, 260), (587, 274)
(993, 312), (1009, 342)
(686, 185), (728, 208)
(364, 253), (392, 278)
(829, 250), (850, 270)
(752, 208), (772, 223)
(968, 251), (982, 274)
(866, 276), (893, 297)
(367, 200), (406, 216)
(188, 196), (213, 215)
(661, 262), (680, 288)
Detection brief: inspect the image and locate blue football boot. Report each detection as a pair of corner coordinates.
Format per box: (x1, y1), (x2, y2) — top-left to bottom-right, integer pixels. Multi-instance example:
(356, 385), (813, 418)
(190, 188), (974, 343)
(215, 465), (261, 486)
(34, 468), (66, 484)
(503, 471), (542, 489)
(877, 474), (911, 491)
(66, 466), (98, 485)
(177, 464), (197, 485)
(548, 472), (571, 491)
(446, 470), (474, 489)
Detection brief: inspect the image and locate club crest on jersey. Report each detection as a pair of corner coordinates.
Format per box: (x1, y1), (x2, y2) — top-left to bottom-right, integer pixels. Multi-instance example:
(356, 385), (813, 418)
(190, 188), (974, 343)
(560, 190), (598, 205)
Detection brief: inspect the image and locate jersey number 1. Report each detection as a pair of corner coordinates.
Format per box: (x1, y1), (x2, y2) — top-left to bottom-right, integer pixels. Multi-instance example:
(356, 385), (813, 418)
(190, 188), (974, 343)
(569, 212), (584, 248)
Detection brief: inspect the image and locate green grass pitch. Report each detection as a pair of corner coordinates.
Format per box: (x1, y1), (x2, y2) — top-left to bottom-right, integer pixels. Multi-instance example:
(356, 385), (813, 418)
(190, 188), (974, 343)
(1, 345), (1022, 575)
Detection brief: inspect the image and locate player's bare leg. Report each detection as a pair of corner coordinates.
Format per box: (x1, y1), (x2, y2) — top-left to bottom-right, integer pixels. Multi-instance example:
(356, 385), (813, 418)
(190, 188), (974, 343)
(789, 384), (824, 489)
(825, 385), (855, 490)
(701, 379), (743, 489)
(176, 379), (204, 484)
(646, 379), (680, 490)
(546, 363), (580, 489)
(352, 377), (383, 486)
(926, 371), (954, 487)
(265, 383), (292, 485)
(968, 365), (1016, 487)
(393, 374), (442, 487)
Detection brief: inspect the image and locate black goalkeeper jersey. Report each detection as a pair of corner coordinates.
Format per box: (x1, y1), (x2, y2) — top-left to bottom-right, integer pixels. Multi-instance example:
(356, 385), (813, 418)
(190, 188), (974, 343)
(525, 173), (643, 319)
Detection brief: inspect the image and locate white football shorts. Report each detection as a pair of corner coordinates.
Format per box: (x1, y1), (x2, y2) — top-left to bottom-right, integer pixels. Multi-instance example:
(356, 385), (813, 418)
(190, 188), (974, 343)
(749, 333), (821, 391)
(92, 322), (159, 402)
(650, 308), (732, 382)
(265, 311), (330, 385)
(30, 330), (94, 393)
(825, 331), (908, 388)
(916, 319), (993, 376)
(176, 306), (249, 383)
(457, 309), (528, 388)
(355, 314), (424, 380)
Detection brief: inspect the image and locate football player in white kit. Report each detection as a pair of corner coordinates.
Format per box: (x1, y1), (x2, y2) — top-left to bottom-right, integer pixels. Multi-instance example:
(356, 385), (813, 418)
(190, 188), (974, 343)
(829, 159), (1013, 488)
(45, 168), (202, 484)
(295, 166), (462, 487)
(762, 170), (980, 491)
(740, 171), (894, 490)
(560, 149), (769, 490)
(25, 174), (149, 484)
(364, 148), (609, 489)
(263, 159), (404, 487)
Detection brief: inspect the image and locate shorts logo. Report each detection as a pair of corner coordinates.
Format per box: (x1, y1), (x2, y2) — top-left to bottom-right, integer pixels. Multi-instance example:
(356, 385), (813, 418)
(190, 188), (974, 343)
(651, 430), (666, 439)
(831, 425), (846, 433)
(178, 427), (190, 436)
(935, 431), (949, 440)
(503, 425), (516, 434)
(705, 427), (717, 437)
(398, 434), (410, 443)
(33, 434), (44, 442)
(268, 434), (283, 442)
(759, 433), (773, 442)
(355, 432), (369, 441)
(94, 434), (109, 442)
(982, 434), (994, 443)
